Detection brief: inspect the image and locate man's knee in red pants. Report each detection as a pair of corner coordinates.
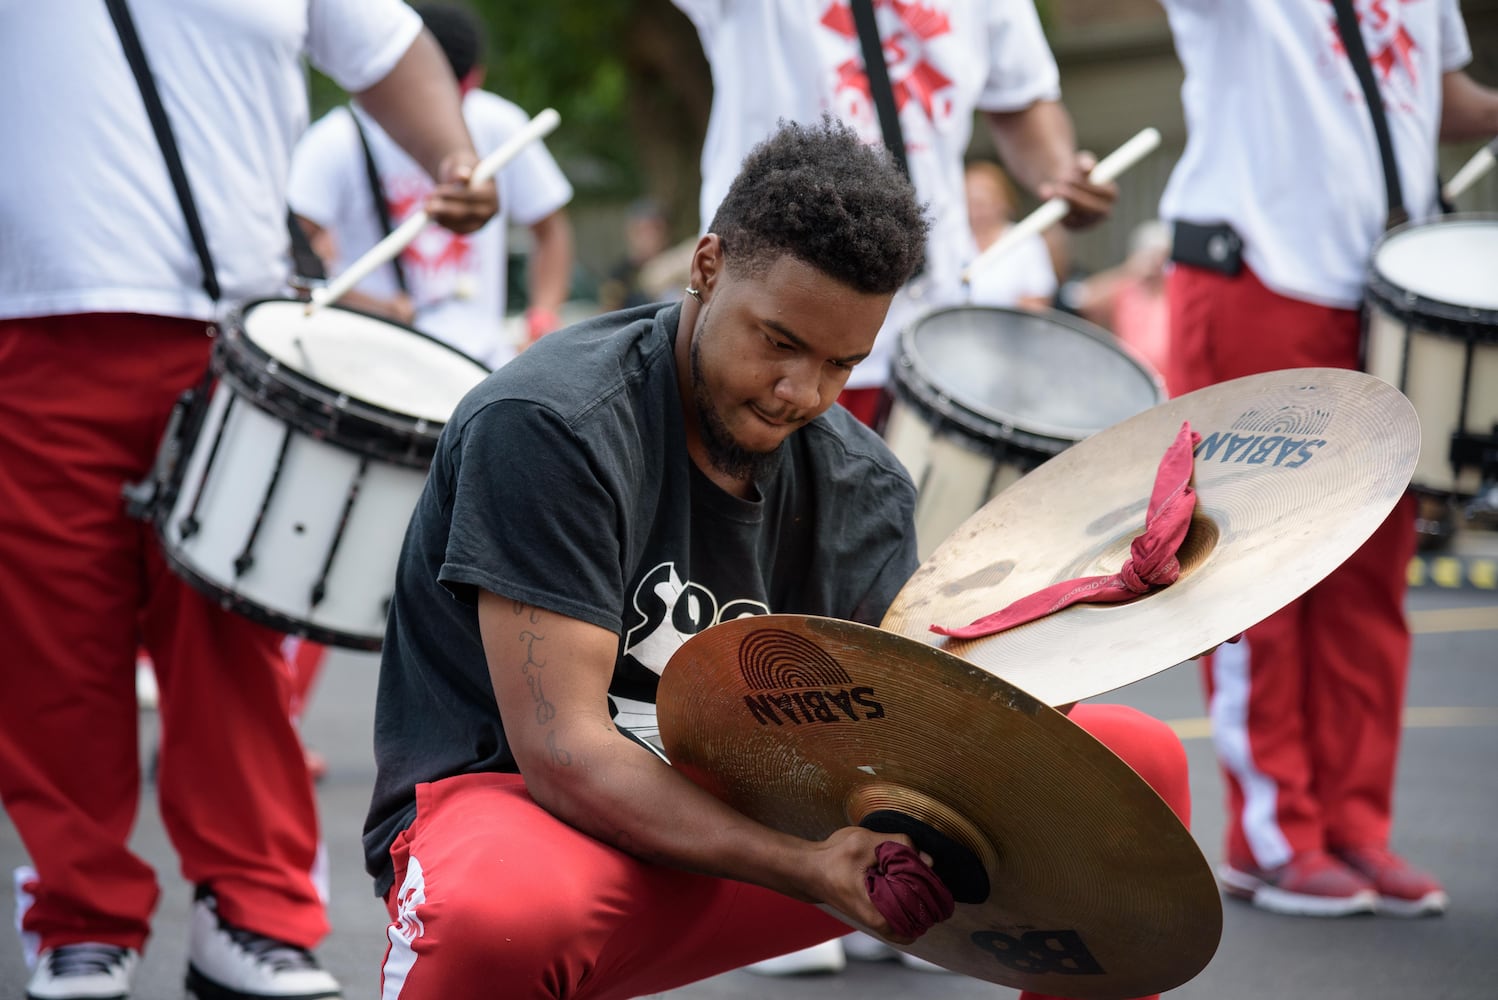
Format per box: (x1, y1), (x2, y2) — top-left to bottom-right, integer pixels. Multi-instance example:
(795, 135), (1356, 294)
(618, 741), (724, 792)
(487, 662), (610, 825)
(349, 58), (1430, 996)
(1068, 703), (1192, 827)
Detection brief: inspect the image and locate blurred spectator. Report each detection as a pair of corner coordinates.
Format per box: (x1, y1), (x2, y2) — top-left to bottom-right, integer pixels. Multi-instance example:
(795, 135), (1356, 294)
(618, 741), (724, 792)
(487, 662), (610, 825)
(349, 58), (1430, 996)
(963, 159), (1057, 312)
(1063, 219), (1172, 388)
(598, 198), (673, 311)
(289, 3), (574, 369)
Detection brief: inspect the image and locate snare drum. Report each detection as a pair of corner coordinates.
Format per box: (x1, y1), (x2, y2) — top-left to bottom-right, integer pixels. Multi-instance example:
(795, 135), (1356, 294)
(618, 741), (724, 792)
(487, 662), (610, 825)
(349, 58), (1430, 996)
(884, 306), (1164, 558)
(1364, 214), (1498, 497)
(141, 299), (490, 649)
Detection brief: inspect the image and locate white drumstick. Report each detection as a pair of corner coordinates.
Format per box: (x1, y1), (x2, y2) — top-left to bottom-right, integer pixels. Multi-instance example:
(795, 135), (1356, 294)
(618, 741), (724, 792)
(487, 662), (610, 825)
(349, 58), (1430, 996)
(961, 127), (1162, 285)
(308, 107), (562, 314)
(1442, 136), (1498, 203)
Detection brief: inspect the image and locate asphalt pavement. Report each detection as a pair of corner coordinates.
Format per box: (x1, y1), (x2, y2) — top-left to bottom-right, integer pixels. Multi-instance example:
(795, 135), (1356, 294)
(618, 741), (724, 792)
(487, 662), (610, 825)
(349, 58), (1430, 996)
(3, 535), (1496, 1000)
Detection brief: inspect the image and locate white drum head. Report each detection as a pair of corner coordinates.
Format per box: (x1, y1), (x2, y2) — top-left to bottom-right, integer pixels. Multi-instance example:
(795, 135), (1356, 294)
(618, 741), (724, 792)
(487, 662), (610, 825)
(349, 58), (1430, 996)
(242, 301), (489, 423)
(1373, 219), (1498, 313)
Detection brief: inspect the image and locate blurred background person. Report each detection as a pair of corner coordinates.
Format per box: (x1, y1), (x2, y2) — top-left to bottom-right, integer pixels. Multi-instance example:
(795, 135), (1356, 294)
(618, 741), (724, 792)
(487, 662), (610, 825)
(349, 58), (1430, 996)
(1061, 218), (1172, 390)
(289, 3), (574, 371)
(597, 197), (674, 312)
(1156, 0), (1498, 920)
(962, 158), (1059, 311)
(0, 3), (497, 999)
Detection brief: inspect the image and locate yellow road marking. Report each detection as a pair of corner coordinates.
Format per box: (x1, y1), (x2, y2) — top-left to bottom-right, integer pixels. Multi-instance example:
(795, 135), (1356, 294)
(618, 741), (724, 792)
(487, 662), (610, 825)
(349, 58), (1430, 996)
(1168, 706), (1498, 741)
(1408, 605), (1498, 634)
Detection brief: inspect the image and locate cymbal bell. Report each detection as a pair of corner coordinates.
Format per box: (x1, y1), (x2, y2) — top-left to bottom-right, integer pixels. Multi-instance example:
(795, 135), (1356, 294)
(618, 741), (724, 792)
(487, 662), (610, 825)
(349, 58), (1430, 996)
(881, 368), (1419, 706)
(658, 614), (1222, 998)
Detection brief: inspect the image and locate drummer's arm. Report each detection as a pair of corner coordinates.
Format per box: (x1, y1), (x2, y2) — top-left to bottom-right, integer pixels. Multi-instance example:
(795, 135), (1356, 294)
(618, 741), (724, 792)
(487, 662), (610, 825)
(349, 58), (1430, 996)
(1439, 71), (1498, 142)
(982, 102), (1114, 229)
(477, 592), (920, 942)
(523, 210), (575, 343)
(353, 28), (497, 235)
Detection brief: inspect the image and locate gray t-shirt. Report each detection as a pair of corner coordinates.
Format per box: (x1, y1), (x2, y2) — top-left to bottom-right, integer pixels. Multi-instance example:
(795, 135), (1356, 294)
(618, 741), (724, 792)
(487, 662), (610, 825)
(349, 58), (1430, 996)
(364, 301), (919, 894)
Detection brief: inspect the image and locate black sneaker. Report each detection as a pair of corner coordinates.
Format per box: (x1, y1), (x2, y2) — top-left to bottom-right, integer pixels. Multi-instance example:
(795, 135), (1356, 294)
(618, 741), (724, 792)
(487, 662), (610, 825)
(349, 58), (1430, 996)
(26, 943), (138, 1000)
(186, 892), (340, 999)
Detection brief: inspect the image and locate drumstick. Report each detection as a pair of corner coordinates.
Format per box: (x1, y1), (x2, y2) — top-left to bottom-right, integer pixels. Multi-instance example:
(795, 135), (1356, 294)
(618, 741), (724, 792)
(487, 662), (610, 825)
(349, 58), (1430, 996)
(307, 107), (562, 315)
(1442, 136), (1498, 203)
(961, 127), (1162, 285)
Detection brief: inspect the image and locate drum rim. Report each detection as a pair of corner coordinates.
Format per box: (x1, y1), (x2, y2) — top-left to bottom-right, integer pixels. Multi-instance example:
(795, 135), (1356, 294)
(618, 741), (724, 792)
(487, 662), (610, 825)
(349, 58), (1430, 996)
(894, 304), (1167, 444)
(1366, 212), (1498, 335)
(222, 296), (490, 444)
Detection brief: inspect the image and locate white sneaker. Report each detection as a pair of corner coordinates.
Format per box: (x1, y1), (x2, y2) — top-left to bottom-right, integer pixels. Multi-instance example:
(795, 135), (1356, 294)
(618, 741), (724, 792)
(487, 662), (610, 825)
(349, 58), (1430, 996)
(187, 893), (340, 999)
(743, 939), (846, 976)
(26, 943), (138, 1000)
(134, 659), (158, 711)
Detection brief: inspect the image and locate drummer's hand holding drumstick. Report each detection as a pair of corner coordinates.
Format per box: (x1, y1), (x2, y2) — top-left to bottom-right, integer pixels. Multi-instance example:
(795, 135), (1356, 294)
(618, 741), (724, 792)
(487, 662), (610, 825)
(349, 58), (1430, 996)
(353, 27), (500, 235)
(424, 150), (500, 235)
(1038, 149), (1117, 230)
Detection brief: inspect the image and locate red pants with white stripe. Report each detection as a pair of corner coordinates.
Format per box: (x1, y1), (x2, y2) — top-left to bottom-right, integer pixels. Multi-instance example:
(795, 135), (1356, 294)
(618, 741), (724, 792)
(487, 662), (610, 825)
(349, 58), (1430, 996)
(1166, 265), (1416, 870)
(378, 704), (1189, 1000)
(0, 314), (328, 953)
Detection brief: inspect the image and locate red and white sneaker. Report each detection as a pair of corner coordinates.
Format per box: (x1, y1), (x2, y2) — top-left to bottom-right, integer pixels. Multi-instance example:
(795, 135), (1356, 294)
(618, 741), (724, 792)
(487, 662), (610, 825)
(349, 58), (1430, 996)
(1219, 850), (1377, 917)
(1334, 846), (1449, 917)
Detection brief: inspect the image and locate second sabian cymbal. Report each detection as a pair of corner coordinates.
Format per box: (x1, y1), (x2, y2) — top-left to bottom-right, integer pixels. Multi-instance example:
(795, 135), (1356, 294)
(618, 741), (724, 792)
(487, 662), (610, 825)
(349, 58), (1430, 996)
(880, 368), (1419, 707)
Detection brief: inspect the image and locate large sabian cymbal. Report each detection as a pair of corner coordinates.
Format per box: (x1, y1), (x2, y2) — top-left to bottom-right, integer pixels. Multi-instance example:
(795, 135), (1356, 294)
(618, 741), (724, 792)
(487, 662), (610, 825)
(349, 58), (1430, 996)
(658, 614), (1222, 998)
(881, 368), (1419, 707)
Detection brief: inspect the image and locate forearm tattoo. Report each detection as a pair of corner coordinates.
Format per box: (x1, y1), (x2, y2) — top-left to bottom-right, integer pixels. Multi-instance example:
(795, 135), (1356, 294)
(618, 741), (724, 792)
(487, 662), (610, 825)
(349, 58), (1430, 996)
(511, 601), (570, 766)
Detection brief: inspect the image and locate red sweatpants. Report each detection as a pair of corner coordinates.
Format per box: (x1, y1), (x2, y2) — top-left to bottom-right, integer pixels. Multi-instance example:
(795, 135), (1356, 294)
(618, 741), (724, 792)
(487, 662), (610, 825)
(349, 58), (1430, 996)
(0, 314), (327, 953)
(378, 704), (1188, 1000)
(1166, 265), (1415, 869)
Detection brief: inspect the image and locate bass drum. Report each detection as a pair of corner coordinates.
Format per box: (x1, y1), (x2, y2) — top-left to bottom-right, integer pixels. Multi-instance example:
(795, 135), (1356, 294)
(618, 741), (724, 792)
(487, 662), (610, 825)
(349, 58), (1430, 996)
(140, 298), (490, 649)
(884, 305), (1165, 559)
(1364, 214), (1498, 500)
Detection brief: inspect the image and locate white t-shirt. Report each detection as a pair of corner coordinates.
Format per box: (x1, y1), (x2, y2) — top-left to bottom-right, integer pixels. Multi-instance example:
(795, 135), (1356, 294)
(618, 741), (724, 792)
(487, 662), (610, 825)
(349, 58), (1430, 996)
(1158, 0), (1471, 308)
(288, 91), (573, 368)
(0, 0), (422, 323)
(965, 231), (1057, 309)
(673, 0), (1061, 388)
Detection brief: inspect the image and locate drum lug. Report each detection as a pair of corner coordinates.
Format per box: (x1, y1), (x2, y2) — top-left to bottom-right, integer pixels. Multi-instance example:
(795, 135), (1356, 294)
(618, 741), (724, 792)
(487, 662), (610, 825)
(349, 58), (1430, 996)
(123, 388), (197, 522)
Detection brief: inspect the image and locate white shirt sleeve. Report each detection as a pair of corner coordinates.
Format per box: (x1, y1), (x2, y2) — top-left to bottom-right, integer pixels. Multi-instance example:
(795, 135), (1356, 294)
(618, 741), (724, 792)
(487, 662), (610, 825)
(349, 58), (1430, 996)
(977, 0), (1062, 112)
(468, 94), (574, 228)
(305, 0), (423, 93)
(1438, 0), (1472, 72)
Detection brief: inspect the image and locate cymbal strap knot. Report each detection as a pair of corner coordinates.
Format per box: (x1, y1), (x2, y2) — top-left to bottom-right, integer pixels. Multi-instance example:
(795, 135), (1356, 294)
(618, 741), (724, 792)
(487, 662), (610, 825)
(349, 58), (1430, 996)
(931, 422), (1201, 640)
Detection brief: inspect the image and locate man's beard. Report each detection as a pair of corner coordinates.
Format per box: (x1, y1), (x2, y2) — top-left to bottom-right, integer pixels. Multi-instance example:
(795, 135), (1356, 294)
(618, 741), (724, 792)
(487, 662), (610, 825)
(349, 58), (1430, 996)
(691, 317), (781, 483)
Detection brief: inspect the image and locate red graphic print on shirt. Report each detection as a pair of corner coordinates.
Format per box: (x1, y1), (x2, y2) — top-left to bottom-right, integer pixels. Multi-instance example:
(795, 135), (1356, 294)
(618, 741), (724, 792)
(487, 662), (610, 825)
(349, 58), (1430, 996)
(386, 178), (474, 303)
(1325, 0), (1424, 96)
(820, 1), (956, 135)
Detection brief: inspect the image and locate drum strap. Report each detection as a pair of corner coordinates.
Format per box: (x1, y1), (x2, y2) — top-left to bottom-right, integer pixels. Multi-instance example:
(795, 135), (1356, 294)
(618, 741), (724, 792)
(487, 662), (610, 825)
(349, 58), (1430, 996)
(1328, 0), (1408, 230)
(849, 0), (910, 183)
(103, 0), (220, 301)
(351, 108), (410, 294)
(850, 0), (922, 283)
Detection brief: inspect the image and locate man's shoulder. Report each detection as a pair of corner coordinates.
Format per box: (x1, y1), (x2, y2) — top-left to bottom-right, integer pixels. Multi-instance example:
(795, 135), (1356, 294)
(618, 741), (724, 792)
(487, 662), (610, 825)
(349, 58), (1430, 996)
(301, 105), (359, 146)
(801, 407), (917, 494)
(464, 89), (533, 130)
(457, 304), (676, 429)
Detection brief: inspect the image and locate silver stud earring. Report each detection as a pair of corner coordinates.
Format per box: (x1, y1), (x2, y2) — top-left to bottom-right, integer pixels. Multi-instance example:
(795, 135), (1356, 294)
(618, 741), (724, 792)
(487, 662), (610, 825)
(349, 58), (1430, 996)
(684, 286), (703, 302)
